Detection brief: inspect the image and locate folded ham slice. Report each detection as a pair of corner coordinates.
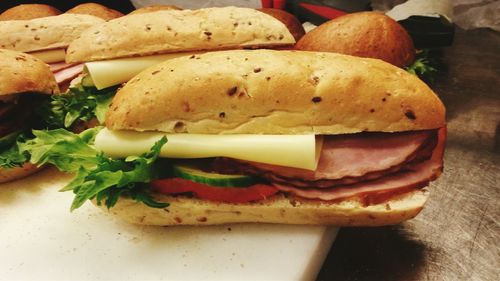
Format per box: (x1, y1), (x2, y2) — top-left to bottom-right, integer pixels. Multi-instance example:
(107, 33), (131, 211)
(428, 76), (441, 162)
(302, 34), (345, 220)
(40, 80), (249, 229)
(214, 130), (437, 188)
(274, 128), (446, 202)
(49, 62), (84, 89)
(213, 128), (445, 204)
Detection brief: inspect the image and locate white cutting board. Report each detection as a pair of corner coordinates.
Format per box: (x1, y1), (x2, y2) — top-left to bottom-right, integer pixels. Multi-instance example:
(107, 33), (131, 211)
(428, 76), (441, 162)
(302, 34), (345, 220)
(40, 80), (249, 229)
(0, 167), (337, 281)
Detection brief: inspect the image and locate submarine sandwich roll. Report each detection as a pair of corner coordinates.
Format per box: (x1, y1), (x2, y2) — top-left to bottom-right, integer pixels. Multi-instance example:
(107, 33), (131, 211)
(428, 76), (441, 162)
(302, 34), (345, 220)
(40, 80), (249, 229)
(24, 50), (445, 226)
(66, 6), (295, 89)
(0, 8), (105, 89)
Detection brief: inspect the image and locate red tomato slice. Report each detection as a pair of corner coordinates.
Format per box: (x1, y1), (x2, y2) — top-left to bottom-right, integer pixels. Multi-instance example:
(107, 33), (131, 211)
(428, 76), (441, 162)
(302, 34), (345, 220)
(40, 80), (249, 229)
(150, 178), (279, 203)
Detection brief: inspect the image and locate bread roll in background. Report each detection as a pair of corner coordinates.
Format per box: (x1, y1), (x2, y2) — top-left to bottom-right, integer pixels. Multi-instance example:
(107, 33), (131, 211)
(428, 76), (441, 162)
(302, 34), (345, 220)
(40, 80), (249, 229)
(129, 5), (182, 15)
(295, 12), (415, 67)
(258, 8), (305, 42)
(0, 4), (61, 21)
(66, 2), (124, 21)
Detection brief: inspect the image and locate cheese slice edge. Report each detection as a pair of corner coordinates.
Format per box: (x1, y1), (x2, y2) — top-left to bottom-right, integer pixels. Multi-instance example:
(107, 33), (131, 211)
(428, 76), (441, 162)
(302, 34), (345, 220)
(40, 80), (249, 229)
(95, 128), (321, 170)
(85, 52), (202, 90)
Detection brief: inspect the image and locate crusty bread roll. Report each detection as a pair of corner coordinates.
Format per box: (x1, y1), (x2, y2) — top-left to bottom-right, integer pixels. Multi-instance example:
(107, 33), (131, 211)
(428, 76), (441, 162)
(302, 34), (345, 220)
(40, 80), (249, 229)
(258, 8), (305, 42)
(107, 50), (445, 134)
(0, 49), (59, 96)
(129, 5), (182, 15)
(66, 7), (295, 63)
(0, 4), (61, 21)
(66, 3), (124, 21)
(0, 14), (105, 53)
(295, 12), (415, 67)
(101, 189), (429, 226)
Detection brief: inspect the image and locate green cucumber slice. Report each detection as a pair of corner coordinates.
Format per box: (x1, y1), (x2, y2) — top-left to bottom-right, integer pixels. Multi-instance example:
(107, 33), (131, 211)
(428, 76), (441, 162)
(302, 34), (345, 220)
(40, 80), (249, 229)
(172, 162), (257, 187)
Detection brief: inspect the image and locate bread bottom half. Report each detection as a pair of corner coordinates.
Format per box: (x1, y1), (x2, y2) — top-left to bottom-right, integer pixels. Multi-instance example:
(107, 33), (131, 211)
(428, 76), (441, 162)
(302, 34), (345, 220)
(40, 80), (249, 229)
(0, 162), (42, 183)
(97, 188), (429, 226)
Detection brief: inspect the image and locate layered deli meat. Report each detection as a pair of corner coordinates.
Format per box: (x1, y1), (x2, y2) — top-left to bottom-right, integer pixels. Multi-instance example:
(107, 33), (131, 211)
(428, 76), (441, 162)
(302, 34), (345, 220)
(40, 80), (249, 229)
(209, 128), (445, 204)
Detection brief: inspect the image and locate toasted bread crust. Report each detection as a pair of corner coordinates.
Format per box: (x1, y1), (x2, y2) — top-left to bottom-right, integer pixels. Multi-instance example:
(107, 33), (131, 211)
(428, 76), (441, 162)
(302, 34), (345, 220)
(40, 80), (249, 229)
(0, 163), (42, 183)
(99, 189), (429, 226)
(0, 4), (61, 21)
(107, 50), (445, 134)
(129, 5), (182, 15)
(0, 49), (59, 96)
(66, 3), (123, 21)
(0, 14), (104, 53)
(295, 12), (415, 67)
(258, 8), (305, 42)
(66, 7), (295, 63)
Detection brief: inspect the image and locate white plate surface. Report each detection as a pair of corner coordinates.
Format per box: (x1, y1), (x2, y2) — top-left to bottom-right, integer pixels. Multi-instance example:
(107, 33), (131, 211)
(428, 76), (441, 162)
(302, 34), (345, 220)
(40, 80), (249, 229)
(0, 167), (337, 281)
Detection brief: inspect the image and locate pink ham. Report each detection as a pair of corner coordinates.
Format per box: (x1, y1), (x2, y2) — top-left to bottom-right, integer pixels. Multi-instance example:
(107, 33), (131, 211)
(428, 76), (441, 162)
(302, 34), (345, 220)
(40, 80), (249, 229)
(49, 62), (78, 73)
(53, 63), (84, 85)
(273, 128), (446, 201)
(245, 130), (432, 181)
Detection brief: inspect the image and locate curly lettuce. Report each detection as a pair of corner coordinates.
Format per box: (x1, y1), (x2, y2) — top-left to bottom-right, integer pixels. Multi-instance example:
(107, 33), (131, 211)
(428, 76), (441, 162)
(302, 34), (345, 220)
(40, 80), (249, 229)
(19, 128), (169, 211)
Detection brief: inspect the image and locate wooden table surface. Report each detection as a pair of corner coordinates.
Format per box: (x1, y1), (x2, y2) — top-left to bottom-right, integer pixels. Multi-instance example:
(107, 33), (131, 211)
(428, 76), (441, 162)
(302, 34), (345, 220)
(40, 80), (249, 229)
(317, 28), (500, 281)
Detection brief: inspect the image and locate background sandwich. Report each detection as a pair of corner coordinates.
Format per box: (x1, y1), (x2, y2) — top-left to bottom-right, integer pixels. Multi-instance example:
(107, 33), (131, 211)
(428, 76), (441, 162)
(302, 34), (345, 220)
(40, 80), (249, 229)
(0, 49), (59, 183)
(0, 3), (123, 91)
(295, 11), (438, 81)
(21, 50), (446, 226)
(39, 6), (296, 131)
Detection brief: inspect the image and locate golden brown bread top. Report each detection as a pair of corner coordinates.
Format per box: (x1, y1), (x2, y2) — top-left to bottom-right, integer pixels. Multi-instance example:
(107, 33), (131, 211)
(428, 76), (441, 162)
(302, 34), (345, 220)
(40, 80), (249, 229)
(0, 49), (59, 96)
(258, 8), (305, 42)
(0, 14), (105, 53)
(66, 3), (124, 21)
(128, 5), (182, 15)
(65, 7), (295, 63)
(295, 12), (415, 67)
(100, 189), (429, 226)
(0, 4), (61, 21)
(106, 50), (445, 134)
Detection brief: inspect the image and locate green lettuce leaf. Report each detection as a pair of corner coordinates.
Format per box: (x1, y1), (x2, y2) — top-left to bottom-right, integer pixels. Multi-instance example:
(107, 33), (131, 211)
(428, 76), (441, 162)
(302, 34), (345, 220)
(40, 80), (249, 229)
(405, 49), (439, 83)
(19, 128), (169, 211)
(0, 132), (29, 169)
(63, 137), (168, 211)
(18, 128), (101, 172)
(37, 81), (117, 129)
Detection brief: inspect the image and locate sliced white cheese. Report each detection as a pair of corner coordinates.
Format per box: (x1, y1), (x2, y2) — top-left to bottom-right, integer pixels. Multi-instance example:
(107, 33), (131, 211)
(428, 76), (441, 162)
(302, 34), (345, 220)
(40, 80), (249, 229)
(95, 128), (322, 170)
(85, 52), (202, 90)
(28, 49), (66, 63)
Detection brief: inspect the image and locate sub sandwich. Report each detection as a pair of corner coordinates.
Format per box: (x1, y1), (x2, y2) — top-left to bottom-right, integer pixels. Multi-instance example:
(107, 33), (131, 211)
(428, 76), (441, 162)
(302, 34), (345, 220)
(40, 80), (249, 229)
(35, 6), (296, 131)
(0, 5), (107, 89)
(22, 50), (446, 226)
(0, 49), (59, 182)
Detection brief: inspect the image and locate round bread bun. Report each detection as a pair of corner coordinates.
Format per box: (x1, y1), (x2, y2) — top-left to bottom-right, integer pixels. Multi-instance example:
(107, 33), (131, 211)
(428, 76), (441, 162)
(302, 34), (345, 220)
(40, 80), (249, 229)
(0, 49), (59, 96)
(66, 3), (123, 21)
(128, 5), (182, 15)
(258, 8), (305, 42)
(0, 4), (61, 21)
(107, 50), (445, 134)
(0, 162), (42, 184)
(295, 12), (415, 67)
(98, 188), (429, 226)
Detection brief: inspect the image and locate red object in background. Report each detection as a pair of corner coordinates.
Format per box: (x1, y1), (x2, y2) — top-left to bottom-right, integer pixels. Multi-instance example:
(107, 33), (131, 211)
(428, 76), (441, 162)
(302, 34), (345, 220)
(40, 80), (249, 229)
(262, 0), (273, 8)
(299, 2), (347, 19)
(262, 0), (287, 9)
